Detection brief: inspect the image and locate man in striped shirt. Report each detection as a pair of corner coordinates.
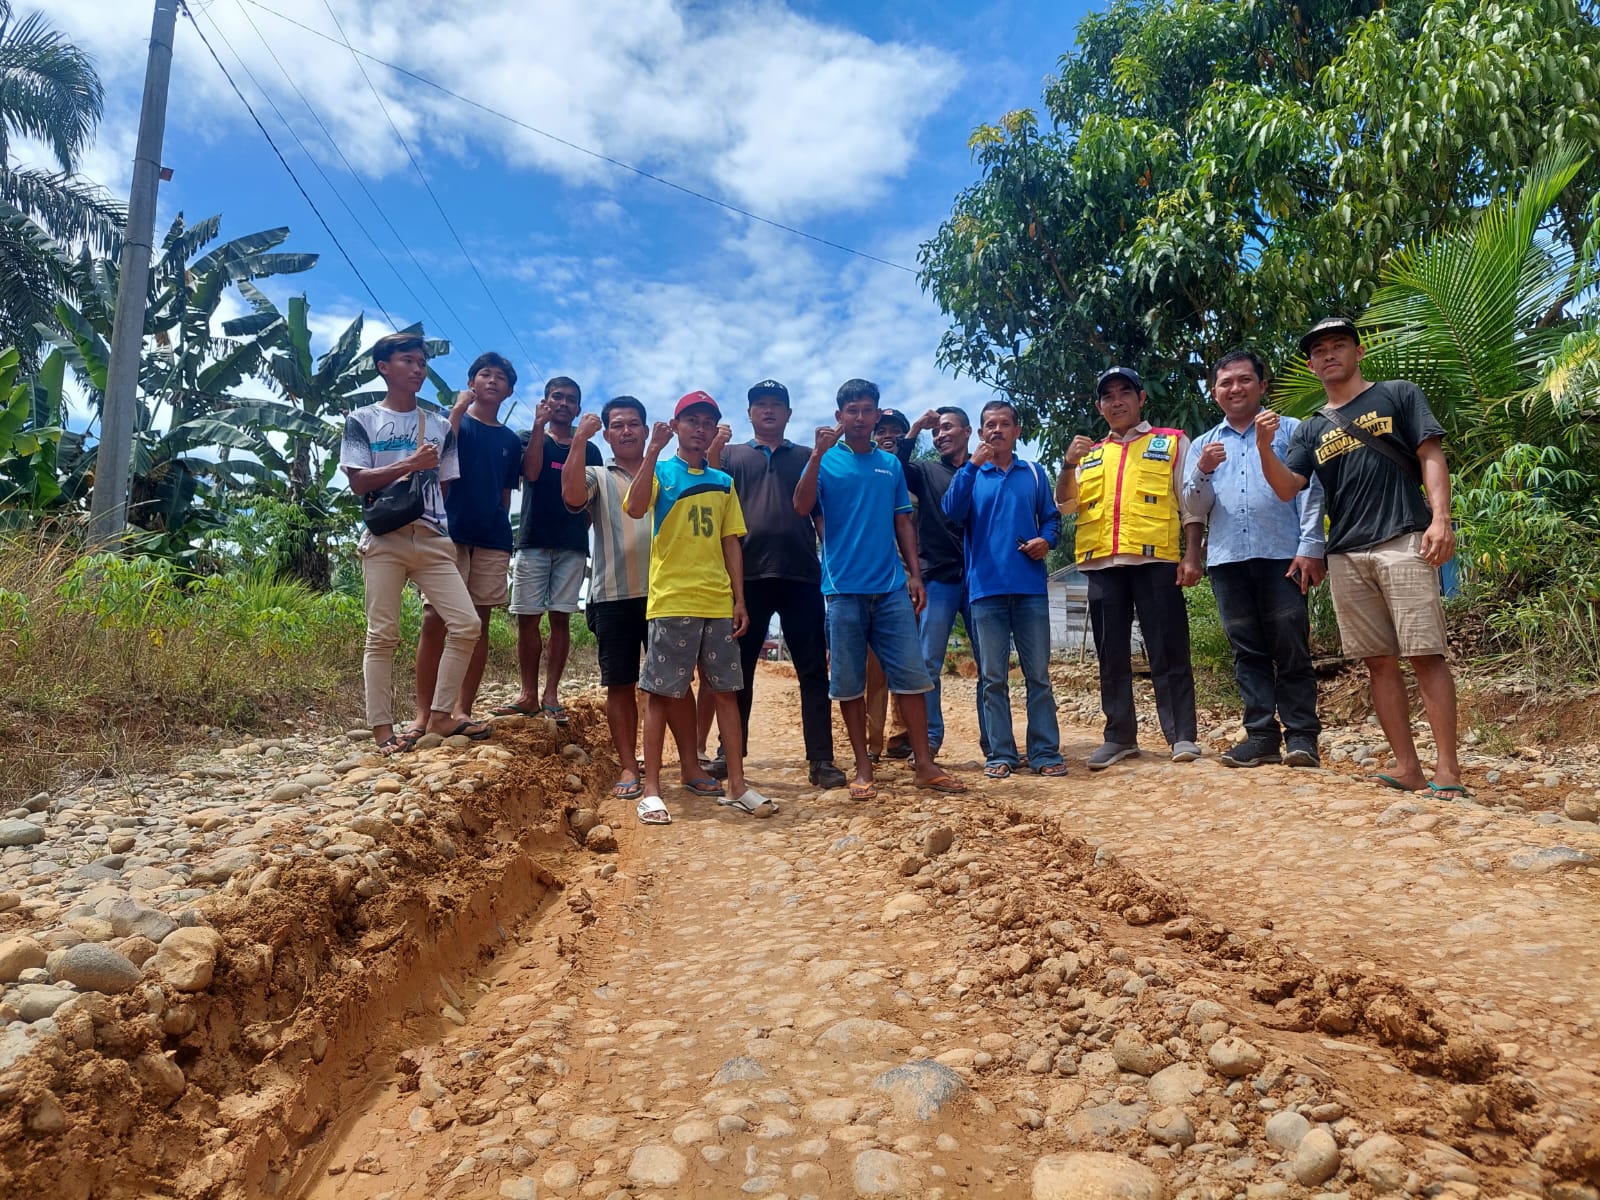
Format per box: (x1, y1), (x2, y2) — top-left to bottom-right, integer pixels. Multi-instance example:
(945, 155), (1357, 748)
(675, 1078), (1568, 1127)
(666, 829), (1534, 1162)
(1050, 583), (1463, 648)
(564, 396), (697, 800)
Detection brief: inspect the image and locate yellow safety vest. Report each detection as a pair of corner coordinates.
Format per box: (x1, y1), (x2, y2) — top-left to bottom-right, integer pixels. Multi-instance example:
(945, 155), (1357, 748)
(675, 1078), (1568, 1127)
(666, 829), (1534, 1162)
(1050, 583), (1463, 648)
(1075, 427), (1184, 564)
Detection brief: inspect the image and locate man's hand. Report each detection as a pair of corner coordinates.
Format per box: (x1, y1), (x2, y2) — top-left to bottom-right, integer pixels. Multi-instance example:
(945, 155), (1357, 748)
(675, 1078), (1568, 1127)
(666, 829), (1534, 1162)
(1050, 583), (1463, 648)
(453, 388), (473, 410)
(1196, 441), (1227, 475)
(1286, 555), (1326, 593)
(573, 412), (603, 442)
(814, 424), (841, 454)
(911, 409), (940, 434)
(1020, 537), (1049, 561)
(647, 421), (674, 454)
(408, 440), (440, 472)
(1175, 560), (1204, 587)
(1254, 409), (1281, 448)
(732, 601), (749, 639)
(1064, 434), (1094, 468)
(1419, 518), (1456, 567)
(712, 422), (733, 450)
(533, 398), (554, 428)
(971, 439), (995, 468)
(907, 578), (927, 615)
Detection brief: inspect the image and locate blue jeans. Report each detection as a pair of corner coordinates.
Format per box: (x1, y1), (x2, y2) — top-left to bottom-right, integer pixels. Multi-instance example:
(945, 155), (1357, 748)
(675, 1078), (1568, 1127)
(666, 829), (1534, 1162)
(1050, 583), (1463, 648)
(972, 594), (1061, 769)
(825, 590), (933, 701)
(921, 578), (989, 756)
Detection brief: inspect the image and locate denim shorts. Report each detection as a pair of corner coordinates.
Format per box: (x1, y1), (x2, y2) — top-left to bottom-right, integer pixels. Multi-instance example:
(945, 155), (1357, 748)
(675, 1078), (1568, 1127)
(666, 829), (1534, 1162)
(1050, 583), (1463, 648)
(825, 589), (934, 701)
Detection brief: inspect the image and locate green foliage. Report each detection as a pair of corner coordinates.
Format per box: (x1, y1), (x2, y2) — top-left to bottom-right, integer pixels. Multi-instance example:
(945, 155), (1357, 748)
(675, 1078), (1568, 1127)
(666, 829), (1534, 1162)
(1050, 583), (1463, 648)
(920, 0), (1600, 455)
(0, 344), (68, 514)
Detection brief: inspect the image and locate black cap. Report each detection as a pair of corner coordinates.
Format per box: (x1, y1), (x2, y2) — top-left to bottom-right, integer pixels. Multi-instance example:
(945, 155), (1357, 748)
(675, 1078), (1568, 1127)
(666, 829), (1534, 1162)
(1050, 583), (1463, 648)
(1095, 366), (1143, 397)
(1298, 316), (1361, 355)
(875, 408), (910, 434)
(747, 379), (790, 406)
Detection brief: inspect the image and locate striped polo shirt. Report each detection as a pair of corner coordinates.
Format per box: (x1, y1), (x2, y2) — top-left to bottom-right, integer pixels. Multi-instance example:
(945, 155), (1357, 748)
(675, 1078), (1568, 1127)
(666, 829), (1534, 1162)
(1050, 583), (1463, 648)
(575, 462), (651, 602)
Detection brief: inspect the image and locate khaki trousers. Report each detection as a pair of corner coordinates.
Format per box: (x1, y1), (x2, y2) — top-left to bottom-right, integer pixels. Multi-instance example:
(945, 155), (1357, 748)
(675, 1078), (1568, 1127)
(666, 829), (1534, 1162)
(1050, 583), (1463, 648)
(359, 523), (480, 726)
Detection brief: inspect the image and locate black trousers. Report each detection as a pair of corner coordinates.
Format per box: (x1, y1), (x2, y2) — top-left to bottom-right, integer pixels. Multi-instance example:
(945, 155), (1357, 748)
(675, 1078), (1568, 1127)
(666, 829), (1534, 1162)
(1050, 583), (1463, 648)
(736, 577), (834, 763)
(1207, 558), (1320, 747)
(1087, 561), (1198, 747)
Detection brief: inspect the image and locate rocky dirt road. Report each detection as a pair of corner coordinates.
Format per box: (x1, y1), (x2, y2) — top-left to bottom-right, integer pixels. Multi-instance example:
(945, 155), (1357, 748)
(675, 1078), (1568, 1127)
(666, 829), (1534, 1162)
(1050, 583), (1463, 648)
(3, 667), (1599, 1199)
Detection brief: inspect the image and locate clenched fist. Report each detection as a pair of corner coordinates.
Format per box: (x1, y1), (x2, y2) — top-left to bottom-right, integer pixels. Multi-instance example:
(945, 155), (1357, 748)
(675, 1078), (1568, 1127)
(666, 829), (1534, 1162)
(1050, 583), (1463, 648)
(1196, 441), (1227, 474)
(574, 411), (603, 441)
(814, 424), (841, 453)
(647, 421), (674, 453)
(1254, 409), (1281, 447)
(1064, 434), (1095, 468)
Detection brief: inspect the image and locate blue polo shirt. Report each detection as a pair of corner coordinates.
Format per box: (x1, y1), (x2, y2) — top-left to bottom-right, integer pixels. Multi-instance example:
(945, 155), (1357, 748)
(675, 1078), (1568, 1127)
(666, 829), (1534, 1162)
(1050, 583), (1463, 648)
(941, 456), (1060, 602)
(815, 441), (912, 596)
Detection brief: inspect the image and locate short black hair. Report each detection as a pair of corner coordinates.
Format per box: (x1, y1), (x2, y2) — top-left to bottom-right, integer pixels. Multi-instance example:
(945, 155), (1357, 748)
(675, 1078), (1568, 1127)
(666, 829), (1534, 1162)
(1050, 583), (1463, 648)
(468, 352), (517, 389)
(1211, 347), (1267, 385)
(980, 399), (1019, 424)
(372, 331), (426, 363)
(544, 375), (581, 399)
(602, 395), (646, 428)
(936, 405), (971, 430)
(836, 378), (880, 407)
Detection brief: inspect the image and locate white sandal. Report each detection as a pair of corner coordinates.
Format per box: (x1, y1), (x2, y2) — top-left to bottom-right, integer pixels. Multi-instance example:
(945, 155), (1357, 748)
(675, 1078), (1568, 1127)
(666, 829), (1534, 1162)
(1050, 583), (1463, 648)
(718, 788), (776, 817)
(636, 795), (671, 825)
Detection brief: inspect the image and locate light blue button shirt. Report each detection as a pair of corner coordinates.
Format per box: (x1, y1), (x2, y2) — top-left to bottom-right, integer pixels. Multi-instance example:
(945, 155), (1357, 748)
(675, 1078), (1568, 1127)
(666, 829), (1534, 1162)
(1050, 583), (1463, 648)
(1183, 415), (1325, 567)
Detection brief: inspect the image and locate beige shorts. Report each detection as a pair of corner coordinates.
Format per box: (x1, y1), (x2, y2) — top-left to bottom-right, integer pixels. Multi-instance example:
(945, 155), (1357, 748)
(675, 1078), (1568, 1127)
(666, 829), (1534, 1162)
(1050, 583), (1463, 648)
(1327, 531), (1447, 659)
(454, 545), (511, 608)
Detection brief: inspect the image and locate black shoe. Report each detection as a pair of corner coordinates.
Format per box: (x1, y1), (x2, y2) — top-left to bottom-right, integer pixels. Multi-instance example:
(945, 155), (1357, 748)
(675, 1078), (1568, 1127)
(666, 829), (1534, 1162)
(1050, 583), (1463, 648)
(809, 761), (847, 788)
(703, 756), (728, 780)
(884, 738), (913, 760)
(1283, 741), (1321, 768)
(1220, 738), (1281, 768)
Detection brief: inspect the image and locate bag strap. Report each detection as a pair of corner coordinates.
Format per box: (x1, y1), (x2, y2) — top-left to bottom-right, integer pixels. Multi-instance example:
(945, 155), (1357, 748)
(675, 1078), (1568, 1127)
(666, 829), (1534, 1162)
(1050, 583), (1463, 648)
(1319, 403), (1421, 484)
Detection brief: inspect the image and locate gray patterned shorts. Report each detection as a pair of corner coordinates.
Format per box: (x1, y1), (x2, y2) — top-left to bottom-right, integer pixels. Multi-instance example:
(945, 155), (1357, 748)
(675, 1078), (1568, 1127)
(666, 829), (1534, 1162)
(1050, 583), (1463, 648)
(640, 616), (742, 698)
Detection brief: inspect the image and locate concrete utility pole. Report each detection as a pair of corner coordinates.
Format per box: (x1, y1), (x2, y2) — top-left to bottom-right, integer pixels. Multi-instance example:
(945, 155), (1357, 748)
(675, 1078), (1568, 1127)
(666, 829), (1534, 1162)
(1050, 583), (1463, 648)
(88, 0), (180, 545)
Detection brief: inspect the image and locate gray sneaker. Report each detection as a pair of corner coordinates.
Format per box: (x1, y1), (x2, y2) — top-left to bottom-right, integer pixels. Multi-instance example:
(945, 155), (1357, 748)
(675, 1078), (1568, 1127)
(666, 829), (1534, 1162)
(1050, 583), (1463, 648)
(1087, 742), (1140, 771)
(1170, 740), (1203, 763)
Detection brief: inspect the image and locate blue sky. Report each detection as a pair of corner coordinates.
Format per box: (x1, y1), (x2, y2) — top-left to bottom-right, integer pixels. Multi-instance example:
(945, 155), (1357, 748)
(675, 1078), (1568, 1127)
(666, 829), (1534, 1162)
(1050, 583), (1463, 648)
(48, 0), (1096, 440)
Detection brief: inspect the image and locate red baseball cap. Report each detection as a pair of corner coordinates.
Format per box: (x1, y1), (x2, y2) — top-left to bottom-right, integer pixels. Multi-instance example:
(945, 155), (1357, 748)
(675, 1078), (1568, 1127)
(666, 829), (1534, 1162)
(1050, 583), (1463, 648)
(674, 391), (721, 419)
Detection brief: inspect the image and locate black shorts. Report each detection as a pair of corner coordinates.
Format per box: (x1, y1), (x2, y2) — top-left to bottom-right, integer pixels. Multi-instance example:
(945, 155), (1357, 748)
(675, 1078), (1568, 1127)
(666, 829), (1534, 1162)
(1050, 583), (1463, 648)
(588, 597), (649, 687)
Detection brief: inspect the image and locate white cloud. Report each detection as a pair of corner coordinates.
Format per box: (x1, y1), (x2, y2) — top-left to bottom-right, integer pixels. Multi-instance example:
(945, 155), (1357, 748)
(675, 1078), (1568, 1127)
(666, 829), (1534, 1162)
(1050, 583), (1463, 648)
(51, 0), (959, 220)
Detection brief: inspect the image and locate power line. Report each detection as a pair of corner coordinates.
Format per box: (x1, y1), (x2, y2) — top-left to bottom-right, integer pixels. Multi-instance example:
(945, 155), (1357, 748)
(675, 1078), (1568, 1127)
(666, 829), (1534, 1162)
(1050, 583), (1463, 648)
(228, 0), (465, 350)
(316, 0), (542, 377)
(179, 1), (395, 322)
(239, 0), (918, 275)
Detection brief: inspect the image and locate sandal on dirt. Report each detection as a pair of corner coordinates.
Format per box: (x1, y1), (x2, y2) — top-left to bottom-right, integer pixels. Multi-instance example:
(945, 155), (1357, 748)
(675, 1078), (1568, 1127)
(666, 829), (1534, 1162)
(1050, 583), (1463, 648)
(983, 762), (1012, 779)
(1428, 781), (1473, 799)
(614, 778), (644, 800)
(445, 720), (492, 741)
(719, 788), (776, 817)
(636, 795), (672, 825)
(848, 781), (878, 802)
(1372, 773), (1423, 792)
(1035, 763), (1069, 777)
(920, 773), (969, 794)
(542, 704), (570, 725)
(683, 776), (725, 797)
(379, 728), (424, 756)
(490, 701), (538, 717)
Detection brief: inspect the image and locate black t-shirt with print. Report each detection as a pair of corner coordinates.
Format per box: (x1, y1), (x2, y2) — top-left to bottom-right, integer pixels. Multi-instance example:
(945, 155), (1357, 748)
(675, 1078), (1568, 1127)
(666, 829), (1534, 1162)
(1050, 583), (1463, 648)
(1284, 380), (1445, 555)
(516, 432), (603, 552)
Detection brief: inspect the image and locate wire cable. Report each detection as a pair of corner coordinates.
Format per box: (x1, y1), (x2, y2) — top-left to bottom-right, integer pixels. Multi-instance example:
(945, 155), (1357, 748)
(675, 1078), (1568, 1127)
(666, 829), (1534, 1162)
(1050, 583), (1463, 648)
(230, 0), (478, 352)
(316, 0), (542, 375)
(179, 1), (396, 322)
(240, 0), (917, 274)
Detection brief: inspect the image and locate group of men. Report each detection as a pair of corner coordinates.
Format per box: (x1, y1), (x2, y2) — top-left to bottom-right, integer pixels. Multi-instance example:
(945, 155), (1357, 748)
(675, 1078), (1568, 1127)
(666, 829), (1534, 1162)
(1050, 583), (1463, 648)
(339, 312), (1465, 824)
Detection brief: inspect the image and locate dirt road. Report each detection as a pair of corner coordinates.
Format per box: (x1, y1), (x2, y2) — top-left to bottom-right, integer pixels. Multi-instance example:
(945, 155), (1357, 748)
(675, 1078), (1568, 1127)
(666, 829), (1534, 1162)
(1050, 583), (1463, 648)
(287, 669), (1600, 1200)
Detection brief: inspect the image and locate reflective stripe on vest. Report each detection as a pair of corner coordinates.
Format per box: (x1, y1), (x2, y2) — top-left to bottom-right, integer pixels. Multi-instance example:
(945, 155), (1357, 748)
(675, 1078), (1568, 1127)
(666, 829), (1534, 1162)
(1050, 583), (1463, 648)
(1076, 428), (1183, 564)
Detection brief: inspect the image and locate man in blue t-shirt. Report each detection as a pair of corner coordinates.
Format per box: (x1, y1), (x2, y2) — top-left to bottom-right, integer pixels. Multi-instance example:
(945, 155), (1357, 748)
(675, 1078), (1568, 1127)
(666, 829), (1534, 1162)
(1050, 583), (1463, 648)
(792, 379), (968, 801)
(411, 351), (524, 729)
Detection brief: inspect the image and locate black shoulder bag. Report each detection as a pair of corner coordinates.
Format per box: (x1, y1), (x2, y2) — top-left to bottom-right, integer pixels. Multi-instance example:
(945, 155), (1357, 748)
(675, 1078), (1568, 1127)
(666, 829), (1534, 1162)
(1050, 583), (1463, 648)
(1319, 402), (1422, 484)
(362, 407), (429, 535)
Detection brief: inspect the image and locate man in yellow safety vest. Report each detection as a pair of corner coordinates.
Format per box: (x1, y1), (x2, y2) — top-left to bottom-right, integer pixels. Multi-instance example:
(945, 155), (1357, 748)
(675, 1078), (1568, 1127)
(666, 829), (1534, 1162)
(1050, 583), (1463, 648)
(1056, 367), (1206, 769)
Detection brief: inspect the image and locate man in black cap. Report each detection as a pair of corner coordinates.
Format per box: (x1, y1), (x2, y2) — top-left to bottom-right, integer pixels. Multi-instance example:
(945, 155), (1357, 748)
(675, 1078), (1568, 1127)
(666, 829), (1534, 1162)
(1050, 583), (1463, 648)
(713, 380), (847, 788)
(1256, 318), (1465, 797)
(1057, 367), (1205, 769)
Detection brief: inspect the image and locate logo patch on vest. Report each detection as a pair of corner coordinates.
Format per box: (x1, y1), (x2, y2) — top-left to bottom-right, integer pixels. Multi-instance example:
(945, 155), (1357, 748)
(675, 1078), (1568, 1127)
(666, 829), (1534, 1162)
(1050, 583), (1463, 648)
(1141, 435), (1173, 461)
(1082, 447), (1105, 468)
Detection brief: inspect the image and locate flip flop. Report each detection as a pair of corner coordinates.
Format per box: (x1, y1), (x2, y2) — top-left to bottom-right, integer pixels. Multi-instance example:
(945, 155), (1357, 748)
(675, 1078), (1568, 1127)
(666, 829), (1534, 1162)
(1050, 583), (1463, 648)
(490, 701), (538, 717)
(719, 788), (776, 817)
(636, 795), (671, 825)
(848, 781), (878, 801)
(614, 778), (644, 800)
(1428, 782), (1473, 799)
(1372, 773), (1423, 792)
(542, 704), (570, 725)
(445, 720), (492, 741)
(920, 773), (969, 794)
(376, 736), (404, 756)
(1035, 763), (1069, 777)
(683, 777), (725, 797)
(983, 762), (1012, 779)
(380, 728), (424, 756)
